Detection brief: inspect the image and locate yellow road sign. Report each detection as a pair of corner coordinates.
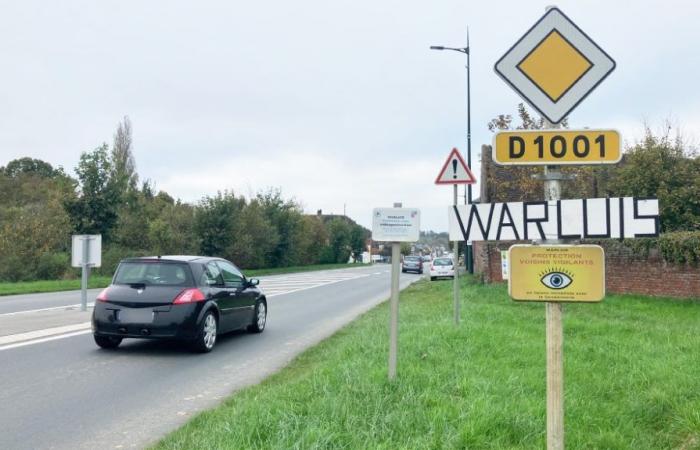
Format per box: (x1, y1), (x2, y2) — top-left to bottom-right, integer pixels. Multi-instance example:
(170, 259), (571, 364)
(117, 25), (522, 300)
(494, 8), (615, 124)
(493, 129), (620, 165)
(508, 245), (605, 302)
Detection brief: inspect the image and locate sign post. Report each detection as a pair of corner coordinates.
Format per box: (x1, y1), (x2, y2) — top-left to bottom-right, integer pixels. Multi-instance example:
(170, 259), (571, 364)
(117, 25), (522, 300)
(372, 204), (420, 381)
(435, 148), (477, 325)
(71, 235), (102, 311)
(492, 6), (619, 449)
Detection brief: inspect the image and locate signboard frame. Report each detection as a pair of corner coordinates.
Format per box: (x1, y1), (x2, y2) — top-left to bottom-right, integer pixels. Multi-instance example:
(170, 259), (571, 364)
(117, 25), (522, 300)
(371, 207), (420, 243)
(508, 244), (605, 302)
(493, 7), (616, 124)
(492, 129), (622, 166)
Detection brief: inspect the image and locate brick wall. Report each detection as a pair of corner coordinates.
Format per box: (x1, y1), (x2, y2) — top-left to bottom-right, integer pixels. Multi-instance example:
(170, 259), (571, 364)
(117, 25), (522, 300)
(473, 241), (700, 299)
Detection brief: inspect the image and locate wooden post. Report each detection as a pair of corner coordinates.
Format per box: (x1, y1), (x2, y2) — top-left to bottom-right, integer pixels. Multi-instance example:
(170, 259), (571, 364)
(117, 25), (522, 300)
(543, 115), (565, 449)
(453, 184), (460, 325)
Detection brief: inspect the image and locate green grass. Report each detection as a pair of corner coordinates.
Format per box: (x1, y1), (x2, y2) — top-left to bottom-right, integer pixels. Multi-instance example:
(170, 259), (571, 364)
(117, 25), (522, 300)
(0, 276), (114, 296)
(152, 277), (700, 450)
(0, 263), (367, 297)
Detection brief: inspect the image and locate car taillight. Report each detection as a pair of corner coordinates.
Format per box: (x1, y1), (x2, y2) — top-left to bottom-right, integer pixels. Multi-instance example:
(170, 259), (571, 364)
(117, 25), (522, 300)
(96, 288), (110, 302)
(173, 288), (206, 304)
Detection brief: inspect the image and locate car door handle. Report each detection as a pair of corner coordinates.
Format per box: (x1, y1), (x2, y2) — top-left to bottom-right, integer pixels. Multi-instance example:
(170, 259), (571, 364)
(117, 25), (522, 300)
(229, 292), (237, 297)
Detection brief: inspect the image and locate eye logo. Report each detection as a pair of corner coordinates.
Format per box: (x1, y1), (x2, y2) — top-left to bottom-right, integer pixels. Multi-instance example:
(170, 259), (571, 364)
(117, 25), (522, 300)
(539, 269), (573, 290)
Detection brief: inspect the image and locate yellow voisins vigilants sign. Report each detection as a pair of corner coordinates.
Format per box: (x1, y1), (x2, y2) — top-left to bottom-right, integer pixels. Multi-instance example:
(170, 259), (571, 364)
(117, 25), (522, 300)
(493, 129), (620, 165)
(508, 245), (605, 302)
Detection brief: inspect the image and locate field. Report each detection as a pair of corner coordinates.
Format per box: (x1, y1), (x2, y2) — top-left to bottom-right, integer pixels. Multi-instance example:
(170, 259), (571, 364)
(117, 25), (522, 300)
(152, 275), (700, 450)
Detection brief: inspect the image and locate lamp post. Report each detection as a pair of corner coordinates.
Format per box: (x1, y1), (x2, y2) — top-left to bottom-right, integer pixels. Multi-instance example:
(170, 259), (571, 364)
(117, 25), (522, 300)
(431, 30), (474, 273)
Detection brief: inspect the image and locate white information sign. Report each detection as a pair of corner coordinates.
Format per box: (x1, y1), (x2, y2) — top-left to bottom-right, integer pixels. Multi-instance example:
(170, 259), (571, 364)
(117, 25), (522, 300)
(448, 197), (659, 242)
(372, 208), (420, 242)
(501, 250), (509, 280)
(71, 234), (102, 267)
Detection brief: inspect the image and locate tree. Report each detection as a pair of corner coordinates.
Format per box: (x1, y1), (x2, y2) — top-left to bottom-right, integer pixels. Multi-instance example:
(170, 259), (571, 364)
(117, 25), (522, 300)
(64, 144), (121, 241)
(111, 116), (138, 196)
(1, 157), (64, 179)
(322, 218), (353, 263)
(607, 127), (700, 231)
(257, 189), (304, 267)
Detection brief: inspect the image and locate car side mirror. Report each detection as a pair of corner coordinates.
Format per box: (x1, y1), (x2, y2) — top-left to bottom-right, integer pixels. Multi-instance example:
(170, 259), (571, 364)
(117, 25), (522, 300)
(247, 278), (260, 287)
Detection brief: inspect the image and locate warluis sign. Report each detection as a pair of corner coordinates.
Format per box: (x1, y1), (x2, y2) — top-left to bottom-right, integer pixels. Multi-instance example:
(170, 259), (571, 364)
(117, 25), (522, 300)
(448, 197), (659, 242)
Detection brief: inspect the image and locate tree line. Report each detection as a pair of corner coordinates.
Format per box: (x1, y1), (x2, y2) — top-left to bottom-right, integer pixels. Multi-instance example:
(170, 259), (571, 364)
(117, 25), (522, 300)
(0, 118), (369, 282)
(486, 104), (700, 233)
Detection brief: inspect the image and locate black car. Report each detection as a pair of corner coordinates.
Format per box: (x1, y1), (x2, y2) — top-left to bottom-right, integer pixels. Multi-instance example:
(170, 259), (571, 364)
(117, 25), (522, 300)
(92, 256), (267, 353)
(401, 255), (423, 274)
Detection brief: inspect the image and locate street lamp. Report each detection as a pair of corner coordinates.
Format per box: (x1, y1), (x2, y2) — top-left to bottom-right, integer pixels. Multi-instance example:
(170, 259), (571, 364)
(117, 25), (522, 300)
(431, 31), (474, 273)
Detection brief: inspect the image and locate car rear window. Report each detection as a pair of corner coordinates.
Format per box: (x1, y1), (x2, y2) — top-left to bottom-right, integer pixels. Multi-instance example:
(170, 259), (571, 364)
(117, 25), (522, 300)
(405, 256), (421, 262)
(433, 258), (453, 266)
(114, 261), (194, 286)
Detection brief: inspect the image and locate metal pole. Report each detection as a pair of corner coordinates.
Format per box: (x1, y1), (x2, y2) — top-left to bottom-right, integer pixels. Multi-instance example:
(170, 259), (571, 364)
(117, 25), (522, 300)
(388, 202), (402, 381)
(453, 184), (460, 325)
(80, 236), (89, 312)
(543, 119), (564, 450)
(465, 30), (475, 274)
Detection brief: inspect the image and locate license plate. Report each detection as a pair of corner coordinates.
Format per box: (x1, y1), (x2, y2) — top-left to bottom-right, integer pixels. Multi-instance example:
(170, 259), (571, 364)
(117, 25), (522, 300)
(118, 309), (154, 323)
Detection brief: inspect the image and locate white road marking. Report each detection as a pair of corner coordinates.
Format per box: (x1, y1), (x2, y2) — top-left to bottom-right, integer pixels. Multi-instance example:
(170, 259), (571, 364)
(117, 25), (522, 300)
(0, 329), (91, 352)
(0, 303), (94, 317)
(0, 322), (91, 345)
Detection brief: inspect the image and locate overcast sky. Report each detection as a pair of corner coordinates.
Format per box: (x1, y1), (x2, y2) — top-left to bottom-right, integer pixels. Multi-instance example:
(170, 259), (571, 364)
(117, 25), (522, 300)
(1, 0), (698, 231)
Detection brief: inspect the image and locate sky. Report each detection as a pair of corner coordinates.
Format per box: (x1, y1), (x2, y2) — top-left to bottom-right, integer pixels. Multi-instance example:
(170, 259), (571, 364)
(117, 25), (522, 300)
(1, 0), (699, 232)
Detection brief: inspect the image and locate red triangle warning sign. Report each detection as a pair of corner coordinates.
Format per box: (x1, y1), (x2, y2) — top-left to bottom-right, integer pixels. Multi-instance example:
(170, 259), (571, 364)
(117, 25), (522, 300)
(435, 148), (477, 185)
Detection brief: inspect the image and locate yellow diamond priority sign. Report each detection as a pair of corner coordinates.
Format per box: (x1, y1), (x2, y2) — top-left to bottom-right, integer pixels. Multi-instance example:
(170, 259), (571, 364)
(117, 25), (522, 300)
(494, 7), (615, 124)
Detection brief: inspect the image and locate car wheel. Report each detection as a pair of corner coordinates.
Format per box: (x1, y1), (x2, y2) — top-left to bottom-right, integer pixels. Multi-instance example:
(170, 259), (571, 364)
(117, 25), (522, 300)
(248, 300), (267, 333)
(94, 334), (122, 349)
(430, 277), (436, 281)
(192, 311), (218, 353)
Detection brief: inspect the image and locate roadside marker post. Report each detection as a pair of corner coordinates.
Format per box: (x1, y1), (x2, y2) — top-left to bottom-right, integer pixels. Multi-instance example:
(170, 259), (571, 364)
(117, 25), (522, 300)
(435, 148), (477, 325)
(71, 235), (102, 312)
(372, 204), (420, 381)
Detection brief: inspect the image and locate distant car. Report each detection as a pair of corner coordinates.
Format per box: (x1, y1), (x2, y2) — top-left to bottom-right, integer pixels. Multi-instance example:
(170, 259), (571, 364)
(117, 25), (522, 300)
(91, 256), (267, 353)
(430, 257), (455, 281)
(421, 255), (432, 263)
(401, 255), (423, 274)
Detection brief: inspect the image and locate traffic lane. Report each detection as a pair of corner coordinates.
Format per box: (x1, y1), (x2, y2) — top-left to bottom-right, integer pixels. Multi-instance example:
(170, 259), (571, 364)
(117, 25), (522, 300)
(0, 270), (419, 450)
(0, 265), (390, 315)
(0, 289), (101, 315)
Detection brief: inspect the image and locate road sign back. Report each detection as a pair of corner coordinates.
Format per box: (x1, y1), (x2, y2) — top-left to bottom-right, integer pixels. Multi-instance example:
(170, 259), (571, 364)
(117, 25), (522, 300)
(494, 7), (615, 124)
(435, 148), (476, 185)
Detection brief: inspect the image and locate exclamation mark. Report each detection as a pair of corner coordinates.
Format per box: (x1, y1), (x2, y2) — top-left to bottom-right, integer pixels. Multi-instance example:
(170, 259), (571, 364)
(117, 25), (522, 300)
(452, 159), (458, 179)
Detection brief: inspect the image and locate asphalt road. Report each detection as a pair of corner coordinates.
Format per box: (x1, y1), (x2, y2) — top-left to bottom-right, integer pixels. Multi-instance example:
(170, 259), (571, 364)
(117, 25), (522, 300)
(0, 265), (421, 450)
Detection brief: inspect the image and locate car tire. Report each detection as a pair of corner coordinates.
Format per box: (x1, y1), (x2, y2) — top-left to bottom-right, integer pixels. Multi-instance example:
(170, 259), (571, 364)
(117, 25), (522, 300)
(191, 311), (218, 353)
(94, 334), (122, 349)
(247, 300), (267, 333)
(430, 277), (436, 281)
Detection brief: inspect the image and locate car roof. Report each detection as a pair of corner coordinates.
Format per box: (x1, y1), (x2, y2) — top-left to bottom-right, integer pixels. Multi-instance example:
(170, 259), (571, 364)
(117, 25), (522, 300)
(121, 255), (214, 263)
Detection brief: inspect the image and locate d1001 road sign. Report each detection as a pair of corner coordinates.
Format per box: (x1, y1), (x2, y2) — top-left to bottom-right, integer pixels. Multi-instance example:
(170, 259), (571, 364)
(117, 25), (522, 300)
(494, 7), (615, 124)
(508, 244), (605, 302)
(493, 129), (620, 165)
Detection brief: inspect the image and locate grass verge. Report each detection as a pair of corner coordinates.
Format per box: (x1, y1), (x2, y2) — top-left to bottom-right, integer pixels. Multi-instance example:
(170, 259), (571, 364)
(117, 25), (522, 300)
(0, 263), (368, 297)
(0, 276), (114, 296)
(153, 276), (700, 450)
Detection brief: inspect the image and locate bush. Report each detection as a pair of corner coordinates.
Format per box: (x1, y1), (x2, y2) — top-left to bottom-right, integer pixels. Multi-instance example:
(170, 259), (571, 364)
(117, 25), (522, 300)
(95, 246), (150, 277)
(35, 252), (70, 280)
(658, 231), (700, 265)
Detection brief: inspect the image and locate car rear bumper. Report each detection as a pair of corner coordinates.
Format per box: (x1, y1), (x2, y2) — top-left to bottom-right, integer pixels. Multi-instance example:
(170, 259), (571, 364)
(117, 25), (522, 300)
(92, 302), (203, 340)
(430, 269), (455, 278)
